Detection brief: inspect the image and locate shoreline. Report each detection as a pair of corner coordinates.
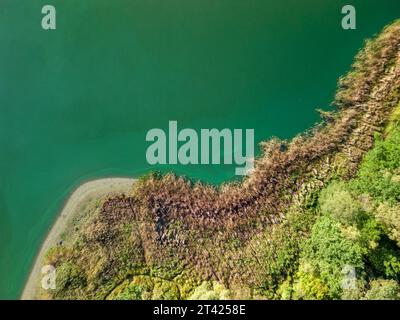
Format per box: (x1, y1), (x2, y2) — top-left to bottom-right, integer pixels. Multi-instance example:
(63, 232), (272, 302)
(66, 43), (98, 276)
(21, 177), (137, 300)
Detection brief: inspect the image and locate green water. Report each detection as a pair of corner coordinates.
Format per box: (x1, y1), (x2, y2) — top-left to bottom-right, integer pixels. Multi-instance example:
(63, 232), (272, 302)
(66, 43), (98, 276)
(0, 0), (399, 299)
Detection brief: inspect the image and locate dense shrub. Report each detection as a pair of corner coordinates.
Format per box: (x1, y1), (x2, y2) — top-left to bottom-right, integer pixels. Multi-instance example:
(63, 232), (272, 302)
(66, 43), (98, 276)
(319, 181), (361, 225)
(188, 281), (231, 300)
(292, 265), (329, 300)
(368, 238), (400, 280)
(351, 127), (400, 203)
(375, 203), (400, 247)
(54, 262), (87, 299)
(299, 216), (364, 298)
(363, 279), (400, 300)
(256, 209), (316, 299)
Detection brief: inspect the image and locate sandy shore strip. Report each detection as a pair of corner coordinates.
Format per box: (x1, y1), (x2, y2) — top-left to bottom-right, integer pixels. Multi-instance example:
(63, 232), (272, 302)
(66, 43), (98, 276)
(21, 177), (137, 300)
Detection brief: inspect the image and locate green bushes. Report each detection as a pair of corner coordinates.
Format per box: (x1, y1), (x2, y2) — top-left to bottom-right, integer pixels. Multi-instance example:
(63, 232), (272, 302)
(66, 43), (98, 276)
(288, 117), (400, 300)
(364, 279), (400, 300)
(292, 266), (329, 300)
(287, 121), (400, 299)
(319, 182), (361, 225)
(107, 276), (181, 300)
(255, 126), (400, 300)
(255, 209), (316, 299)
(351, 126), (400, 203)
(187, 281), (231, 300)
(54, 262), (87, 299)
(368, 238), (400, 280)
(108, 279), (149, 300)
(295, 216), (364, 299)
(375, 203), (400, 246)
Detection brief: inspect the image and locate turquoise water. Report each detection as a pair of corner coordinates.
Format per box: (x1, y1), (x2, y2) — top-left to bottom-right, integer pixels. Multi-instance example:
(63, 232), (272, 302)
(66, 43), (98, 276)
(0, 0), (399, 299)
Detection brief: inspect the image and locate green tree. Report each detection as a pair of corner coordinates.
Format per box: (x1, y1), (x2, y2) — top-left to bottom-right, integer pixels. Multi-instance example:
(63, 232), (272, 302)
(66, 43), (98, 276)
(364, 279), (400, 300)
(375, 203), (400, 247)
(319, 181), (361, 225)
(300, 216), (364, 298)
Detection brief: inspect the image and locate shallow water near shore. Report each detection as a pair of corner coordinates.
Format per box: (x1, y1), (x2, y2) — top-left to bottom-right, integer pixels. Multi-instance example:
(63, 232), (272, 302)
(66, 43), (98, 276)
(0, 0), (399, 299)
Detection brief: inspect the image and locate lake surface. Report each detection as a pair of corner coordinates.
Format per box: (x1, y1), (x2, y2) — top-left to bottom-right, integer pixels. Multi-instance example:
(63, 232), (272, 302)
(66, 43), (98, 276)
(0, 0), (399, 299)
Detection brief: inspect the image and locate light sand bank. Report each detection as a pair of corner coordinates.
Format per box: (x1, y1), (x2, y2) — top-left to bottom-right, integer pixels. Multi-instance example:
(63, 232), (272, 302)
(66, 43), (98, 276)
(21, 178), (137, 300)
